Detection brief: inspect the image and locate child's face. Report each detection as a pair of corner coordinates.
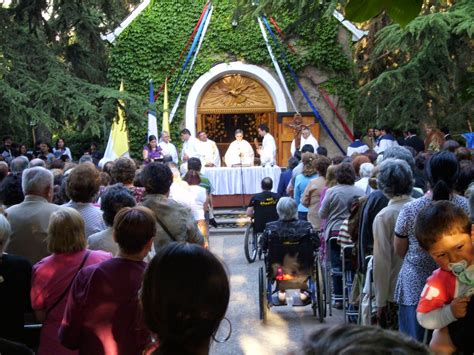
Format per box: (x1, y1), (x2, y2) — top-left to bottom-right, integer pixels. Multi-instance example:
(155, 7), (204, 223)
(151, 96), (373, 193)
(429, 232), (474, 271)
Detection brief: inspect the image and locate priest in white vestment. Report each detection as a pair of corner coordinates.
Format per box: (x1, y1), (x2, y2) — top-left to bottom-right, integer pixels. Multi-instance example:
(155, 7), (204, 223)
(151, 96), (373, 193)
(224, 129), (254, 167)
(257, 124), (276, 166)
(290, 127), (319, 156)
(158, 131), (178, 163)
(196, 131), (221, 167)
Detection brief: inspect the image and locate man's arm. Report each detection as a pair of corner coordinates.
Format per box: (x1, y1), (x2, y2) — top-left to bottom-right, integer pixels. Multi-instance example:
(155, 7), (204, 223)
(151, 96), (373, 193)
(246, 207), (254, 217)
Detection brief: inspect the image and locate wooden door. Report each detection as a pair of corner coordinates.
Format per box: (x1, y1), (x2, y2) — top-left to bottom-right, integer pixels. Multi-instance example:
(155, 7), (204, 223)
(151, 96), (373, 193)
(276, 113), (320, 167)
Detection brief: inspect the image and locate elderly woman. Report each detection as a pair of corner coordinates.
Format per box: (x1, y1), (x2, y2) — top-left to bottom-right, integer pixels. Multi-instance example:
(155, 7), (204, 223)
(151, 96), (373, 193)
(31, 207), (111, 355)
(109, 157), (145, 203)
(260, 197), (320, 305)
(301, 156), (331, 230)
(355, 162), (375, 195)
(372, 159), (414, 328)
(319, 163), (365, 300)
(141, 243), (230, 355)
(0, 214), (32, 343)
(88, 184), (136, 255)
(294, 152), (318, 221)
(65, 163), (106, 237)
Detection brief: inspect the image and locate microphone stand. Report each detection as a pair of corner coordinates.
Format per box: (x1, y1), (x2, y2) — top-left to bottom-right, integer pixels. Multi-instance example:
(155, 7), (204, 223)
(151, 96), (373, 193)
(239, 150), (245, 209)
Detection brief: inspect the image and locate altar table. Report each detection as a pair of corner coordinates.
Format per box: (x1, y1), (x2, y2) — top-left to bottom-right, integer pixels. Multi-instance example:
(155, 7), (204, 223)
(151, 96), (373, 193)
(203, 166), (282, 196)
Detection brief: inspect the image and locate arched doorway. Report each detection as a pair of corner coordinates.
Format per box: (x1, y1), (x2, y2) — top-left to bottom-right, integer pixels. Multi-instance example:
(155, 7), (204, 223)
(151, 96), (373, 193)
(185, 62), (288, 136)
(196, 74), (276, 160)
(186, 62), (320, 167)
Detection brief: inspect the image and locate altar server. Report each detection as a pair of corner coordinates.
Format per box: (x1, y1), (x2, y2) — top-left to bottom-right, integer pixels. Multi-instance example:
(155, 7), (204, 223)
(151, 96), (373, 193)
(224, 129), (254, 167)
(196, 131), (221, 167)
(257, 124), (276, 167)
(158, 131), (178, 163)
(346, 130), (369, 157)
(290, 127), (319, 157)
(374, 126), (399, 154)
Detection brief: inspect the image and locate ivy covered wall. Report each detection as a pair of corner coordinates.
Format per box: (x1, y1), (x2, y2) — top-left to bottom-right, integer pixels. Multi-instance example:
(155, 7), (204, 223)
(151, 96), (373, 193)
(108, 0), (356, 157)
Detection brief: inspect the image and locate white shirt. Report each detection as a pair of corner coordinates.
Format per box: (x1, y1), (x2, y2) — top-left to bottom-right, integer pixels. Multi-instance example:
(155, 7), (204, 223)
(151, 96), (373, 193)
(260, 133), (276, 166)
(374, 135), (399, 154)
(187, 185), (207, 221)
(224, 139), (254, 167)
(347, 139), (370, 157)
(169, 180), (191, 207)
(290, 134), (319, 156)
(195, 139), (221, 167)
(158, 141), (178, 163)
(181, 136), (199, 161)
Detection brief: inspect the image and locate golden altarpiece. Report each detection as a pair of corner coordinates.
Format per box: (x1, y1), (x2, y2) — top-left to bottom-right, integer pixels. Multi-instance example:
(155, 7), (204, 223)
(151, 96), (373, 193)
(196, 74), (320, 166)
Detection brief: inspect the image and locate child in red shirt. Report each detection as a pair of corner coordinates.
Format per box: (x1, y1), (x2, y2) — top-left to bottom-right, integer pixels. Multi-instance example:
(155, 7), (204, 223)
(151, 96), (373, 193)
(415, 201), (474, 354)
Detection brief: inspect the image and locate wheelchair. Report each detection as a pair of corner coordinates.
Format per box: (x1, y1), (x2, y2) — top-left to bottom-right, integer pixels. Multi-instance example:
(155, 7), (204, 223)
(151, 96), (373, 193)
(244, 220), (263, 263)
(258, 232), (326, 322)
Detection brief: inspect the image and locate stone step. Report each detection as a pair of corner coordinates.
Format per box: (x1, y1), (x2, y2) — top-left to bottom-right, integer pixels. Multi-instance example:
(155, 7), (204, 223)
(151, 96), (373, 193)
(213, 208), (247, 216)
(209, 227), (247, 236)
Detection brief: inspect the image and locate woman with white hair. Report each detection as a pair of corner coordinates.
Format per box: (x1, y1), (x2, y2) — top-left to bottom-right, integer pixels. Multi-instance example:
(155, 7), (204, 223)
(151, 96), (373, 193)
(259, 197), (320, 305)
(0, 214), (32, 343)
(372, 159), (414, 328)
(355, 162), (374, 195)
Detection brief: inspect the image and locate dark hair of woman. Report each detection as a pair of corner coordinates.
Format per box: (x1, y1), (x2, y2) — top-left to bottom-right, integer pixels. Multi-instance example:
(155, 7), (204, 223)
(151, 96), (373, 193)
(454, 160), (474, 196)
(113, 206), (156, 254)
(183, 170), (201, 186)
(147, 135), (157, 150)
(302, 324), (428, 355)
(313, 156), (331, 178)
(0, 174), (24, 207)
(302, 152), (317, 177)
(426, 151), (459, 201)
(101, 184), (136, 226)
(66, 163), (100, 202)
(55, 138), (66, 150)
(335, 163), (356, 185)
(141, 243), (230, 355)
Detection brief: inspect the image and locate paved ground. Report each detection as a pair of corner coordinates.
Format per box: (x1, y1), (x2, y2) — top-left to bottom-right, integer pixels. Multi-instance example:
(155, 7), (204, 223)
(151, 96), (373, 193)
(209, 232), (344, 355)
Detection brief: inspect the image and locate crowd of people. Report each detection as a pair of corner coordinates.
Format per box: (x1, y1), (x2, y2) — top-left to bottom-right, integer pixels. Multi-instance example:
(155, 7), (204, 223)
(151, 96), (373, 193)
(0, 124), (472, 354)
(248, 128), (473, 354)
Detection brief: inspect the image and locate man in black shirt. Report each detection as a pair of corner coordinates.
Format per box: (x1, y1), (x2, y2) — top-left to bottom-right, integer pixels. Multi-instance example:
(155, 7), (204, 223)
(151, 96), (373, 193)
(403, 128), (425, 153)
(246, 177), (280, 234)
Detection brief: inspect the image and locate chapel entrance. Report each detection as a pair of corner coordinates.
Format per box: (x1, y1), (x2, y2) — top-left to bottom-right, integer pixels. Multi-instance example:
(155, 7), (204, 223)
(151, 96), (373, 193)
(196, 73), (320, 166)
(196, 74), (276, 165)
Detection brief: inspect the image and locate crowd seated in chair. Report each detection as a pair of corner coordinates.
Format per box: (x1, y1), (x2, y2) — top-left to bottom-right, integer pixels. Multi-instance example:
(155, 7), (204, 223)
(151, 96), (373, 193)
(259, 197), (320, 305)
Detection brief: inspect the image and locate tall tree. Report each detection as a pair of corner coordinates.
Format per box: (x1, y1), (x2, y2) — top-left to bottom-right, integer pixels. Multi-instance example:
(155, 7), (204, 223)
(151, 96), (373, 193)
(236, 0), (474, 133)
(356, 0), (474, 132)
(0, 0), (145, 143)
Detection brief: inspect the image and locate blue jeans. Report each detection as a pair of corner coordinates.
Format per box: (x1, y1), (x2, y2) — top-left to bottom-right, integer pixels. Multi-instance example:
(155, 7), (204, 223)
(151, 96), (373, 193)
(399, 304), (427, 342)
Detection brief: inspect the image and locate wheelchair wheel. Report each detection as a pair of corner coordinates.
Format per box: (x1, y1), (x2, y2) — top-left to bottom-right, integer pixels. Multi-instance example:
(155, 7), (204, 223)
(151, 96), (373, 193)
(244, 224), (258, 263)
(315, 254), (326, 322)
(258, 266), (267, 321)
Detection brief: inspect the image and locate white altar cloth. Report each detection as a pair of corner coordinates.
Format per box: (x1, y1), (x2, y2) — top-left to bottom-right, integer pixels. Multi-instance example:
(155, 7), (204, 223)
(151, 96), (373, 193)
(203, 166), (281, 195)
